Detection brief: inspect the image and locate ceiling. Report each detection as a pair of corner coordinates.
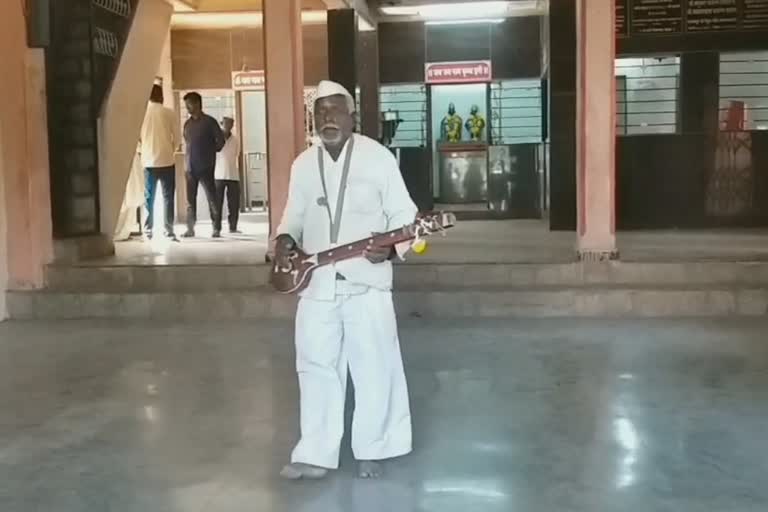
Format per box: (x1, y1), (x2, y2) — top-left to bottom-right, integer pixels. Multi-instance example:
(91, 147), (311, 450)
(369, 0), (546, 21)
(370, 0), (538, 5)
(169, 0), (544, 29)
(171, 0), (328, 12)
(170, 0), (335, 29)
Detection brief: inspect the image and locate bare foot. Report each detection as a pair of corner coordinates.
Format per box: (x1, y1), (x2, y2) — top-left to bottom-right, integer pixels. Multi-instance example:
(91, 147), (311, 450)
(280, 463), (328, 480)
(358, 460), (384, 479)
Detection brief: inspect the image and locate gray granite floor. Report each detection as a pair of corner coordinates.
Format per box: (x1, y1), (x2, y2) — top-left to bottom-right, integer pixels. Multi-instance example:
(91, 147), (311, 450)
(1, 318), (768, 511)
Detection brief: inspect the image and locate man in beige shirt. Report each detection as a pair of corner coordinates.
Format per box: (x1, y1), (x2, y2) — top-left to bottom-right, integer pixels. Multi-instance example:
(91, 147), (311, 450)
(139, 85), (181, 240)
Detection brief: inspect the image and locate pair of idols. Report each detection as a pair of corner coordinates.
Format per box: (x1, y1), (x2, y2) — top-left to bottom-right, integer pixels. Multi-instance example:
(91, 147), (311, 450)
(440, 102), (486, 143)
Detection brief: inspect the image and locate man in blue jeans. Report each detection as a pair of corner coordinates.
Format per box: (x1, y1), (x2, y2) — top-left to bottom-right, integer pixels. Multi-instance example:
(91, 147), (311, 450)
(182, 92), (225, 238)
(139, 84), (181, 240)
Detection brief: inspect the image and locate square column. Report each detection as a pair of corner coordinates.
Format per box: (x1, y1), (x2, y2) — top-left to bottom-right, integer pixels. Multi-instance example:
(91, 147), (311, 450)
(357, 29), (380, 140)
(327, 9), (358, 101)
(548, 0), (577, 230)
(0, 0), (53, 318)
(263, 0), (305, 235)
(575, 0), (618, 260)
(327, 9), (380, 140)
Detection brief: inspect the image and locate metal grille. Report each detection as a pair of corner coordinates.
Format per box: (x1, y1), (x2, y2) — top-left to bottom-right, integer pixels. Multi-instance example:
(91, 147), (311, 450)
(719, 51), (768, 131)
(92, 27), (118, 57)
(92, 0), (131, 17)
(490, 80), (542, 144)
(303, 87), (317, 145)
(379, 84), (427, 147)
(615, 56), (680, 135)
(706, 132), (755, 217)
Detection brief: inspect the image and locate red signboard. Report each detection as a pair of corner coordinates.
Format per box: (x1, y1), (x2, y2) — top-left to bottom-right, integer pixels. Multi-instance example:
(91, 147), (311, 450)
(232, 70), (265, 91)
(425, 61), (492, 84)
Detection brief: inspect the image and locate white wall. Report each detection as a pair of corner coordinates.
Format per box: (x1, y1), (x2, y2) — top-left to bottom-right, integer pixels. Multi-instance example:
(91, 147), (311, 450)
(98, 0), (173, 237)
(158, 31), (174, 107)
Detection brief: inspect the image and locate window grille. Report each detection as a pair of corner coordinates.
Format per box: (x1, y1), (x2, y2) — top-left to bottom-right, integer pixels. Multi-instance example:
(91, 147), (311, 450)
(719, 51), (768, 131)
(615, 56), (680, 135)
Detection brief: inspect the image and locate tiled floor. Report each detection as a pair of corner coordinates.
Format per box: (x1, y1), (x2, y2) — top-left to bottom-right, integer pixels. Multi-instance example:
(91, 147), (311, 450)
(1, 318), (768, 511)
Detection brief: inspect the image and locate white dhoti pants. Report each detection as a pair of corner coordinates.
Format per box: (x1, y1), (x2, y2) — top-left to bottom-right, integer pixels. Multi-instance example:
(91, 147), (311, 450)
(291, 288), (412, 469)
(114, 154), (145, 241)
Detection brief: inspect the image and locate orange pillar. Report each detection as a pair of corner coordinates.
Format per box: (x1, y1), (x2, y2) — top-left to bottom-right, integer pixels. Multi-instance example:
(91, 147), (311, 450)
(0, 1), (53, 318)
(263, 0), (306, 236)
(575, 0), (618, 260)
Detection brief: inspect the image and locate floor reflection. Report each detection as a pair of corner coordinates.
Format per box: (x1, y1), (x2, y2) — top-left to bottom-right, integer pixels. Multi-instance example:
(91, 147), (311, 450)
(1, 318), (768, 511)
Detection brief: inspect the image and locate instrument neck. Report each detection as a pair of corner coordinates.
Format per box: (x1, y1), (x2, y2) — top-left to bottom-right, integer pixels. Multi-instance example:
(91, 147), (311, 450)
(315, 227), (413, 266)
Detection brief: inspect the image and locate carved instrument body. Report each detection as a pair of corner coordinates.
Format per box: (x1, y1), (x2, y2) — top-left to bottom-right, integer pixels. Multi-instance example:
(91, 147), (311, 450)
(270, 212), (456, 294)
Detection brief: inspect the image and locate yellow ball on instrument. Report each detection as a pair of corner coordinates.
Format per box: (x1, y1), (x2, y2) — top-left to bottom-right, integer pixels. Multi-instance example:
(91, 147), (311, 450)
(411, 239), (427, 254)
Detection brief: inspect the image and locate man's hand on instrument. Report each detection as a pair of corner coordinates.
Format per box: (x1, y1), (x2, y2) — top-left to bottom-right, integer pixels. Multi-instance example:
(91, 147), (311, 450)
(274, 234), (297, 268)
(364, 233), (394, 264)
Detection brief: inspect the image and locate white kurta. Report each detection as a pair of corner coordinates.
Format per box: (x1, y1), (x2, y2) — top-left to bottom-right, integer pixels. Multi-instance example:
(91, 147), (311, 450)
(277, 134), (418, 469)
(278, 134), (417, 301)
(140, 102), (181, 169)
(215, 134), (240, 181)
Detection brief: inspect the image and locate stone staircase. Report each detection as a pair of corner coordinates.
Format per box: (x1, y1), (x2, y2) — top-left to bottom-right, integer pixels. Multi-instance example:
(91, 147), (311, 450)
(47, 0), (138, 236)
(6, 261), (768, 319)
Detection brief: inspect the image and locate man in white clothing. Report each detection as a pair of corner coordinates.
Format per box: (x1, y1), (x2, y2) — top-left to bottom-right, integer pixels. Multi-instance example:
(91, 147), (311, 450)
(139, 84), (181, 240)
(275, 80), (418, 480)
(214, 117), (242, 233)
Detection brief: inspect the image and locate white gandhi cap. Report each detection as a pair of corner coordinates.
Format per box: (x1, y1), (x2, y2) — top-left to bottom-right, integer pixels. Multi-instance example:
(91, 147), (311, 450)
(315, 80), (355, 113)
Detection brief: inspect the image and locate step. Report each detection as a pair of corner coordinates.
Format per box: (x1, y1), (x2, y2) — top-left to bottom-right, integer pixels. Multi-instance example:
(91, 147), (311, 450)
(43, 261), (768, 292)
(7, 286), (768, 320)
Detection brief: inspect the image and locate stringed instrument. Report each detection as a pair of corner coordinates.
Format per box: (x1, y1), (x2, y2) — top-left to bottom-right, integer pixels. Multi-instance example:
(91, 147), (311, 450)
(270, 212), (456, 294)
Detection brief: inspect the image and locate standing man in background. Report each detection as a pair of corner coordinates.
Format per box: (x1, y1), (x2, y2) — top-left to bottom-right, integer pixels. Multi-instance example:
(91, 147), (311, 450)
(215, 117), (242, 234)
(182, 92), (225, 238)
(139, 84), (181, 241)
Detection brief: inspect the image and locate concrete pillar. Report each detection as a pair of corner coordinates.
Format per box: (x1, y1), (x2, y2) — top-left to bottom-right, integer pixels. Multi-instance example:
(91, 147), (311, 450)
(328, 9), (380, 140)
(357, 30), (380, 140)
(0, 1), (53, 319)
(548, 0), (577, 231)
(575, 0), (618, 260)
(263, 0), (305, 235)
(25, 51), (54, 276)
(327, 9), (358, 100)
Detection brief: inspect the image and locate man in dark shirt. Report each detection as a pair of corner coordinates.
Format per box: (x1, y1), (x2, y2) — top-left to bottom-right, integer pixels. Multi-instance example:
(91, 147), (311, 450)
(182, 92), (225, 238)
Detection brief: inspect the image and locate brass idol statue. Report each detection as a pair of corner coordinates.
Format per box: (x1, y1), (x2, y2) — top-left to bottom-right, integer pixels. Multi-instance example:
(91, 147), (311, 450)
(440, 103), (463, 143)
(465, 105), (486, 142)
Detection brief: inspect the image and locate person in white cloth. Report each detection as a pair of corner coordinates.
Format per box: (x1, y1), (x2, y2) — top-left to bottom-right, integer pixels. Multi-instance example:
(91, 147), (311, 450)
(275, 80), (418, 480)
(214, 117), (242, 233)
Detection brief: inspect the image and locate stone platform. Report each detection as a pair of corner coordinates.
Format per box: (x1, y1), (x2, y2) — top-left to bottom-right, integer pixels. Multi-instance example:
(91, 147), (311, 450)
(8, 220), (768, 319)
(7, 261), (768, 319)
